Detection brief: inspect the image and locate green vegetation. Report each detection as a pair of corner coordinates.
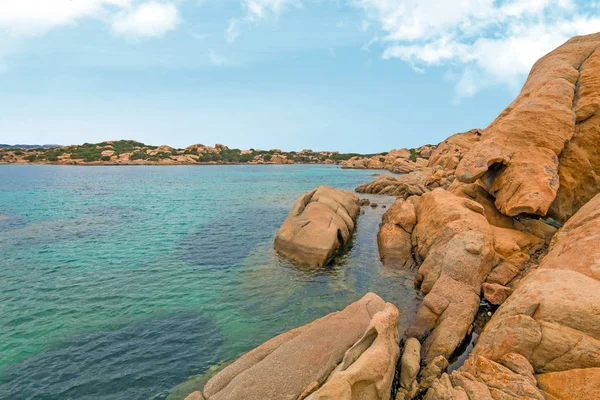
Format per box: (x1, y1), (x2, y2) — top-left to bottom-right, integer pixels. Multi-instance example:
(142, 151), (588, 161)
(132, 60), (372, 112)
(99, 140), (146, 154)
(409, 149), (421, 162)
(2, 140), (387, 165)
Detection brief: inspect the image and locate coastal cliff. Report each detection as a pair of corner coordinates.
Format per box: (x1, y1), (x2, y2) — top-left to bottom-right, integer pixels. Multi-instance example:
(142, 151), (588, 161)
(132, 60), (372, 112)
(175, 33), (600, 400)
(376, 32), (600, 400)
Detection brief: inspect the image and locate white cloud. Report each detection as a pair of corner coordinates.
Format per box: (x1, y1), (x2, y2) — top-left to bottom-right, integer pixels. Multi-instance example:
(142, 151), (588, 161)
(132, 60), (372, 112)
(0, 0), (127, 36)
(356, 0), (600, 98)
(224, 0), (301, 45)
(226, 18), (240, 43)
(0, 0), (179, 39)
(242, 0), (302, 21)
(111, 2), (179, 38)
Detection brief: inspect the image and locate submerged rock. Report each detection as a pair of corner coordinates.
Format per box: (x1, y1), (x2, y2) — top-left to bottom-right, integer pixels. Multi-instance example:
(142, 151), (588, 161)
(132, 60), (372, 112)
(186, 293), (399, 400)
(274, 186), (359, 267)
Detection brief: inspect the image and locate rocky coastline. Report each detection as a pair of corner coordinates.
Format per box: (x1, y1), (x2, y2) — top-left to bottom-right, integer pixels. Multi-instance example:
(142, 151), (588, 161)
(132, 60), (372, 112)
(176, 32), (600, 400)
(0, 140), (429, 168)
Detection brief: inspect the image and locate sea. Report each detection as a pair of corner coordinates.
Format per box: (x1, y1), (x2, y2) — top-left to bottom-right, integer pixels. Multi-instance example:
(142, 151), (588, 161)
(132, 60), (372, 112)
(0, 164), (419, 400)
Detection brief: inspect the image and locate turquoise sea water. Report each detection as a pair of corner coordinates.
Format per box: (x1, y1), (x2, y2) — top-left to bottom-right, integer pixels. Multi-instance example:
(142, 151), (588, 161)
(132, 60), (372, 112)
(0, 165), (418, 400)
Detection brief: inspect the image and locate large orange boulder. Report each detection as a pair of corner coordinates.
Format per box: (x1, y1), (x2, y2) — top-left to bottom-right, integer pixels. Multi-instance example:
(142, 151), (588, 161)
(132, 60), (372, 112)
(306, 303), (400, 400)
(542, 187), (600, 280)
(456, 33), (600, 218)
(550, 35), (600, 222)
(275, 186), (360, 267)
(185, 293), (399, 400)
(425, 192), (600, 400)
(377, 196), (419, 269)
(406, 189), (496, 363)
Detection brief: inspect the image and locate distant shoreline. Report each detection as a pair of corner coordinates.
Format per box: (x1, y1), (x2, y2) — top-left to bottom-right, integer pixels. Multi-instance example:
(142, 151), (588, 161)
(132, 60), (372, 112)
(0, 161), (352, 167)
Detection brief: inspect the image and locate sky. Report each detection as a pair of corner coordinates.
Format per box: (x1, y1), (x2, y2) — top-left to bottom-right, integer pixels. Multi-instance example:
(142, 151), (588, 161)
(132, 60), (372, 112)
(0, 0), (599, 152)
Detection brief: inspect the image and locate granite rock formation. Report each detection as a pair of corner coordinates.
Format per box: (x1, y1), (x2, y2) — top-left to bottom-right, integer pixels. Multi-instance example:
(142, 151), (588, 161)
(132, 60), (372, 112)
(355, 129), (482, 197)
(340, 145), (434, 173)
(374, 33), (600, 400)
(184, 293), (399, 400)
(456, 33), (600, 220)
(274, 186), (360, 267)
(423, 191), (600, 400)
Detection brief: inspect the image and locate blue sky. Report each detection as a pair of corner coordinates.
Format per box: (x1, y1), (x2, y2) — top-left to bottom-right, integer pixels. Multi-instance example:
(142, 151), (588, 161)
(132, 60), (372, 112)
(1, 0), (599, 152)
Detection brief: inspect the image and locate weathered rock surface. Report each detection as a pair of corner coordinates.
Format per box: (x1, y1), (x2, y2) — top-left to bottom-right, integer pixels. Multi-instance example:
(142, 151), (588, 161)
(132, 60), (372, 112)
(427, 129), (482, 171)
(340, 146), (434, 173)
(406, 189), (496, 363)
(377, 196), (419, 269)
(306, 303), (400, 400)
(355, 128), (482, 198)
(424, 192), (600, 399)
(456, 33), (600, 219)
(541, 191), (600, 280)
(275, 186), (360, 267)
(398, 338), (421, 399)
(188, 293), (399, 400)
(550, 35), (600, 222)
(356, 167), (454, 198)
(481, 282), (511, 305)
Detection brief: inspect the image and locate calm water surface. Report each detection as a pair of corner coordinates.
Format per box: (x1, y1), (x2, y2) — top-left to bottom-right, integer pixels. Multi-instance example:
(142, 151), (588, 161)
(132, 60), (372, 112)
(0, 165), (418, 400)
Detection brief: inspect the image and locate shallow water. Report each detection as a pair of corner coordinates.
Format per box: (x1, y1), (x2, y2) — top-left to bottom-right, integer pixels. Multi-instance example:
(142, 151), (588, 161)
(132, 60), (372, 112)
(0, 165), (418, 400)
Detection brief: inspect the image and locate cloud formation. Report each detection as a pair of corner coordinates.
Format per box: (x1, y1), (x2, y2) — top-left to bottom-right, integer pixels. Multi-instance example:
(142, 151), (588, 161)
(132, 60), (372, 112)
(355, 0), (600, 98)
(112, 1), (179, 38)
(243, 0), (302, 21)
(0, 0), (179, 38)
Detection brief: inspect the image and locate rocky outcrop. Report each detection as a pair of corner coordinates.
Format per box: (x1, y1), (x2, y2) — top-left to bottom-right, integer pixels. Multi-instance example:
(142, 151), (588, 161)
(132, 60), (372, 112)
(398, 338), (421, 399)
(377, 196), (419, 269)
(427, 129), (482, 171)
(0, 141), (381, 166)
(355, 128), (483, 197)
(423, 192), (600, 399)
(455, 33), (600, 220)
(349, 33), (600, 400)
(270, 154), (294, 164)
(306, 303), (400, 400)
(184, 293), (399, 400)
(340, 146), (434, 173)
(356, 167), (455, 198)
(275, 186), (360, 267)
(406, 189), (496, 364)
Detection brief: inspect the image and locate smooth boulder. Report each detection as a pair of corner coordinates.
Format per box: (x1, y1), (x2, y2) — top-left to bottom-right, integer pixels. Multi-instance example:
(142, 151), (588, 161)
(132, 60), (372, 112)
(188, 293), (398, 400)
(377, 196), (419, 269)
(275, 186), (360, 267)
(306, 303), (400, 400)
